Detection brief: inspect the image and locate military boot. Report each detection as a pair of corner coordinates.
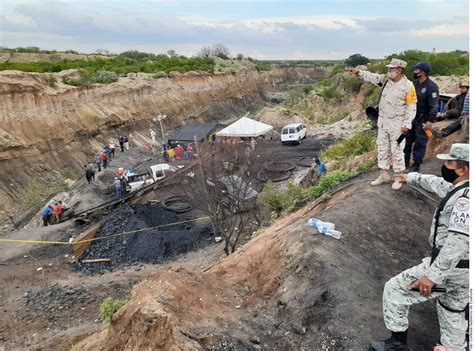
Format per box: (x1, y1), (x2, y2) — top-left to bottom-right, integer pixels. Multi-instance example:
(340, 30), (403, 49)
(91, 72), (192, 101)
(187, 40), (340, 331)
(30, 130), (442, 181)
(370, 170), (391, 186)
(392, 174), (404, 190)
(369, 331), (409, 351)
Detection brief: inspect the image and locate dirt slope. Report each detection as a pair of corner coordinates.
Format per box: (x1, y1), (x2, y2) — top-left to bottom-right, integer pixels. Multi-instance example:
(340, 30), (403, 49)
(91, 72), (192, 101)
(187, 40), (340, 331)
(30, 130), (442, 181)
(77, 158), (444, 350)
(0, 66), (326, 223)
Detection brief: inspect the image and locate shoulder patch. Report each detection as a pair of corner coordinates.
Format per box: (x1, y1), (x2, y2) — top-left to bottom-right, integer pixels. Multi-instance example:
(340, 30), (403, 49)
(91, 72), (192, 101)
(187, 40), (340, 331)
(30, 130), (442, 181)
(432, 92), (438, 99)
(448, 197), (470, 235)
(406, 85), (417, 105)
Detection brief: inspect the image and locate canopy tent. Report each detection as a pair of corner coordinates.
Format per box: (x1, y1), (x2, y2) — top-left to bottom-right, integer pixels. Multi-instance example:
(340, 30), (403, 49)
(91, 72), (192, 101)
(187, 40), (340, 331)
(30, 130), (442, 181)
(215, 117), (273, 138)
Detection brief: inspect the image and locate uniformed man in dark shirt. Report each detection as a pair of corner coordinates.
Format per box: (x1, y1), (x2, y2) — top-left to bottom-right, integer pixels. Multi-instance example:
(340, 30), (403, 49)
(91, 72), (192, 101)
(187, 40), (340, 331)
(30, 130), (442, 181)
(404, 62), (439, 172)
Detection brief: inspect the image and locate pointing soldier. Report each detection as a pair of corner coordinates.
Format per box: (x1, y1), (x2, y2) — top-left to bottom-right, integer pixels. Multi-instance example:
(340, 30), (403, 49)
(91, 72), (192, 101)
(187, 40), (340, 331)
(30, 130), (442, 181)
(348, 58), (417, 190)
(370, 143), (470, 351)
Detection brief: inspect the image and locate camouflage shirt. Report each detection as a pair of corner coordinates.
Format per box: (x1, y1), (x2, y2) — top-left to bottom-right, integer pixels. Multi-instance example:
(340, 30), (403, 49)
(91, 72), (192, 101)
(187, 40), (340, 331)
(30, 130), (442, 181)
(407, 173), (469, 284)
(358, 71), (417, 130)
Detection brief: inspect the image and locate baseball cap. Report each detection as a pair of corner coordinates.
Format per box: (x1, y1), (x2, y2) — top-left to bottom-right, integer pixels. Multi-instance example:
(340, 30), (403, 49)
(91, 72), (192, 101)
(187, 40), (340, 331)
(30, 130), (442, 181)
(459, 79), (469, 88)
(386, 58), (407, 69)
(436, 143), (469, 162)
(412, 62), (431, 75)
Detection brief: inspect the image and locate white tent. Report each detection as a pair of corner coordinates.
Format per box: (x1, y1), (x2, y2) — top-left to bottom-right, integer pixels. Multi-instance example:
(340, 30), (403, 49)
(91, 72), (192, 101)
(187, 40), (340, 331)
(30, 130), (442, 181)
(215, 117), (273, 138)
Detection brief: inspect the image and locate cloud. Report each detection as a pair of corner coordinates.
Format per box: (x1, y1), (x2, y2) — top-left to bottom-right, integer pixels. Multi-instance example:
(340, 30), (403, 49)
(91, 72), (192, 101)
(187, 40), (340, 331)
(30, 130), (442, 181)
(0, 1), (469, 59)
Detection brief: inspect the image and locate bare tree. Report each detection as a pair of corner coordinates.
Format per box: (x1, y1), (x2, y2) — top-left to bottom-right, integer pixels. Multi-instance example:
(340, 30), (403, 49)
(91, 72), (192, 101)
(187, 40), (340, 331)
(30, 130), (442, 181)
(212, 43), (230, 58)
(197, 43), (230, 58)
(183, 141), (260, 255)
(197, 45), (213, 58)
(95, 48), (111, 55)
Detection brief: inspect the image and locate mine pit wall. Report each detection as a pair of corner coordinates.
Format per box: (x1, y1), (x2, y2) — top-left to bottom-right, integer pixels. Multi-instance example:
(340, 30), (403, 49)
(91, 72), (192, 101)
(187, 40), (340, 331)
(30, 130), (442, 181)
(0, 66), (326, 215)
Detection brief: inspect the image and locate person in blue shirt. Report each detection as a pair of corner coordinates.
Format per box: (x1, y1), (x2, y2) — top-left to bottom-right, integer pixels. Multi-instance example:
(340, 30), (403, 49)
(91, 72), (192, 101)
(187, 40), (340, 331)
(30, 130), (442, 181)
(42, 205), (53, 226)
(316, 159), (327, 176)
(404, 62), (439, 173)
(114, 178), (122, 198)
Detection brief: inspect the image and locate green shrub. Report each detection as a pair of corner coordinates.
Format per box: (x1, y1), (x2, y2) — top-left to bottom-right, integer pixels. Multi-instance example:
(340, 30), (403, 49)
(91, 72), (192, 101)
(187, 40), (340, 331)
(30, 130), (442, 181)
(306, 171), (357, 201)
(303, 85), (313, 94)
(322, 131), (376, 160)
(318, 87), (343, 101)
(153, 71), (168, 79)
(257, 182), (293, 215)
(99, 297), (128, 326)
(45, 74), (57, 87)
(94, 70), (118, 84)
(345, 77), (363, 93)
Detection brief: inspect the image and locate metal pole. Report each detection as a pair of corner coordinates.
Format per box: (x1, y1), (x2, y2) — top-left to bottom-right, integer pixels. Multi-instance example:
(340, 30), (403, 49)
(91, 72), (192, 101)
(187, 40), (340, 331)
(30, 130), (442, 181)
(159, 119), (164, 140)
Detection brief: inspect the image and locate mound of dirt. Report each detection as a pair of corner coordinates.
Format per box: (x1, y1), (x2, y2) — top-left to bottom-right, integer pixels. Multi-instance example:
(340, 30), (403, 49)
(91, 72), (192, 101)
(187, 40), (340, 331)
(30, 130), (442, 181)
(74, 203), (213, 275)
(77, 159), (445, 350)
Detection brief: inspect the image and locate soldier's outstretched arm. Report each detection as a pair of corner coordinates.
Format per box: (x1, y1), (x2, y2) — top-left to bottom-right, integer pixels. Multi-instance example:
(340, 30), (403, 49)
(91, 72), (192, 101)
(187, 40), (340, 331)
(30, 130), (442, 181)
(407, 173), (453, 198)
(357, 70), (386, 86)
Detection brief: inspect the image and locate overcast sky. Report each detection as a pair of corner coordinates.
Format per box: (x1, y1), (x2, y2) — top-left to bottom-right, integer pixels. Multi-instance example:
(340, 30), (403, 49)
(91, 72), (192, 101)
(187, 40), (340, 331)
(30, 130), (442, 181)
(0, 0), (469, 60)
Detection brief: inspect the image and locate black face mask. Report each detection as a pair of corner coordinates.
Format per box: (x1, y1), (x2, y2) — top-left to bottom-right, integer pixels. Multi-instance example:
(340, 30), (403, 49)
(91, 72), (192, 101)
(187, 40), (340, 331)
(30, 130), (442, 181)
(441, 164), (460, 183)
(413, 73), (421, 79)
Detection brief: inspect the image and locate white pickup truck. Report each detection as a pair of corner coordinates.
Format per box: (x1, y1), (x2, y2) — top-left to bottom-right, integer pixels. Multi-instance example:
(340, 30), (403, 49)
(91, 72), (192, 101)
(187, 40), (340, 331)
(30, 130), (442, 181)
(126, 164), (178, 192)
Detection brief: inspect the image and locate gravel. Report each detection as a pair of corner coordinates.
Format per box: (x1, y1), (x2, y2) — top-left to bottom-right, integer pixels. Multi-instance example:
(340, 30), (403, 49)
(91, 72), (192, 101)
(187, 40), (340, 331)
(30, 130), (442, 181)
(73, 203), (213, 275)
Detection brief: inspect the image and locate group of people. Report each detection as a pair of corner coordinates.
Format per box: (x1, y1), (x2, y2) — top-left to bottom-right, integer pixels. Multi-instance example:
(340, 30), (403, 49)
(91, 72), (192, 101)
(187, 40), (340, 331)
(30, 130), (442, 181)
(349, 58), (469, 190)
(42, 200), (64, 226)
(349, 60), (470, 350)
(162, 144), (194, 162)
(91, 135), (130, 175)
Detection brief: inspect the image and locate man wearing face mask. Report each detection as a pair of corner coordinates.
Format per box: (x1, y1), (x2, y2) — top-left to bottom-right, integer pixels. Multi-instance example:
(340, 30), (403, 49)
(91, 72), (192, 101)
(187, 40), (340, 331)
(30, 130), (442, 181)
(370, 143), (469, 351)
(348, 58), (417, 190)
(404, 62), (439, 172)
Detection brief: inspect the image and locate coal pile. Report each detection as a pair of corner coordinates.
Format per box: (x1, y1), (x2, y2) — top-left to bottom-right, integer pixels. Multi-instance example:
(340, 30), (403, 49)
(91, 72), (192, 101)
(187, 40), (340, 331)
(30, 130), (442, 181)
(74, 203), (213, 275)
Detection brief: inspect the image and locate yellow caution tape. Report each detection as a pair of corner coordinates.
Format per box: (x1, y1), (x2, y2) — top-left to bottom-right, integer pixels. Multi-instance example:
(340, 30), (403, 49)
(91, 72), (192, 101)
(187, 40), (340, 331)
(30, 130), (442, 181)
(0, 216), (209, 245)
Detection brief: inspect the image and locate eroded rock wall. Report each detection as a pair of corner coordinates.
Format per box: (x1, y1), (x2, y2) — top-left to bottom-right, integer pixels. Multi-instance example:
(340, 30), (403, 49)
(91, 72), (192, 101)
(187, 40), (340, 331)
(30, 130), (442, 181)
(0, 66), (326, 217)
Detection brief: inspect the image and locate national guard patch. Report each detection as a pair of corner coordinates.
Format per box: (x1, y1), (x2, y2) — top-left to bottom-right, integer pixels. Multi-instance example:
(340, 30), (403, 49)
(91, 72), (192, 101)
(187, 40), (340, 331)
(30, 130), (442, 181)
(421, 88), (426, 93)
(448, 197), (470, 235)
(432, 92), (438, 99)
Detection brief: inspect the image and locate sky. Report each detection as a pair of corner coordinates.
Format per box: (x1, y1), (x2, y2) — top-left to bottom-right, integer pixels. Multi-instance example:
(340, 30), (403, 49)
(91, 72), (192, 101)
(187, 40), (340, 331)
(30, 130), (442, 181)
(0, 0), (470, 60)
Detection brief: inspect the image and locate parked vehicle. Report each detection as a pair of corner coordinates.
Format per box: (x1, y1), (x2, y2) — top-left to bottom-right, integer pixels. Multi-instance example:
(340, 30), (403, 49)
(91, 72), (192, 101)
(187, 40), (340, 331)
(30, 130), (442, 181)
(281, 123), (306, 144)
(126, 163), (177, 192)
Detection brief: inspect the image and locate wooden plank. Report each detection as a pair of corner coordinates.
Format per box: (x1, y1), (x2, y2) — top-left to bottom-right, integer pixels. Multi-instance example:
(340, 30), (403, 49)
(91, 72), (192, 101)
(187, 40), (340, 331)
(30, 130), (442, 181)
(71, 223), (101, 261)
(81, 258), (110, 264)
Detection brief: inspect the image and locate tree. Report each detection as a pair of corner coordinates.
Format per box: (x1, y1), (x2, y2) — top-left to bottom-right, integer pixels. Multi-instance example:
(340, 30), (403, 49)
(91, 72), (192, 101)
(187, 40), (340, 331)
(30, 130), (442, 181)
(197, 44), (230, 59)
(197, 45), (213, 58)
(167, 50), (177, 57)
(345, 54), (369, 67)
(212, 43), (230, 59)
(183, 142), (260, 255)
(95, 48), (111, 55)
(236, 53), (244, 60)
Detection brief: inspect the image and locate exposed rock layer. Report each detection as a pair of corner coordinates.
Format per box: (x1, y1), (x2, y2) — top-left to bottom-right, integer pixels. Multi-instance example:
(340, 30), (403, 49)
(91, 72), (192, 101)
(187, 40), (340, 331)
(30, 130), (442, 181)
(0, 66), (326, 217)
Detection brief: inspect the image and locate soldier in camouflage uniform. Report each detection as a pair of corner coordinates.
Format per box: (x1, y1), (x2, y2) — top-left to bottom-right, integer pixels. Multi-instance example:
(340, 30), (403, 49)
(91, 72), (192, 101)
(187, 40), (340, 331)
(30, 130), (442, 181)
(370, 143), (470, 351)
(349, 58), (417, 190)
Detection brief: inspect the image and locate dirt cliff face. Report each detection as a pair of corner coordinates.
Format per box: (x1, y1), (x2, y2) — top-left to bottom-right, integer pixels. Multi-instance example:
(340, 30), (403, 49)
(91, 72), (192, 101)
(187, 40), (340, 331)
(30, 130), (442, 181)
(0, 66), (326, 220)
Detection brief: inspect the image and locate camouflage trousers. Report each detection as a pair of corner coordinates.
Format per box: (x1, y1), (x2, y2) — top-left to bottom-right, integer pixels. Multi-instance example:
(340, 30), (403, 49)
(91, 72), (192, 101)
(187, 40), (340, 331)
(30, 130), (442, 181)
(376, 127), (406, 173)
(383, 257), (468, 350)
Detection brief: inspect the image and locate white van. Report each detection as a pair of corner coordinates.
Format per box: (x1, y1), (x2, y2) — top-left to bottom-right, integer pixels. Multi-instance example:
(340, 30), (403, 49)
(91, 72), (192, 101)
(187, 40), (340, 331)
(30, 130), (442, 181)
(281, 123), (306, 144)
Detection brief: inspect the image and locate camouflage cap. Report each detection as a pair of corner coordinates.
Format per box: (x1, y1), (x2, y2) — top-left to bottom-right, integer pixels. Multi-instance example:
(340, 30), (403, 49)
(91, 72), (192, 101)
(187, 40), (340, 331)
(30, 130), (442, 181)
(459, 79), (469, 87)
(386, 58), (407, 69)
(436, 143), (469, 162)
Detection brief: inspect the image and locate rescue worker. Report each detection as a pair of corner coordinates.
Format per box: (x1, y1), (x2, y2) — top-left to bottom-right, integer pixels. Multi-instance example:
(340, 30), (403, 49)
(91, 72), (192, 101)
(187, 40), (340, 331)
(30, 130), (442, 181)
(114, 177), (122, 198)
(370, 143), (469, 351)
(315, 159), (327, 176)
(434, 82), (470, 139)
(349, 58), (417, 190)
(438, 81), (469, 120)
(42, 205), (53, 226)
(404, 62), (439, 172)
